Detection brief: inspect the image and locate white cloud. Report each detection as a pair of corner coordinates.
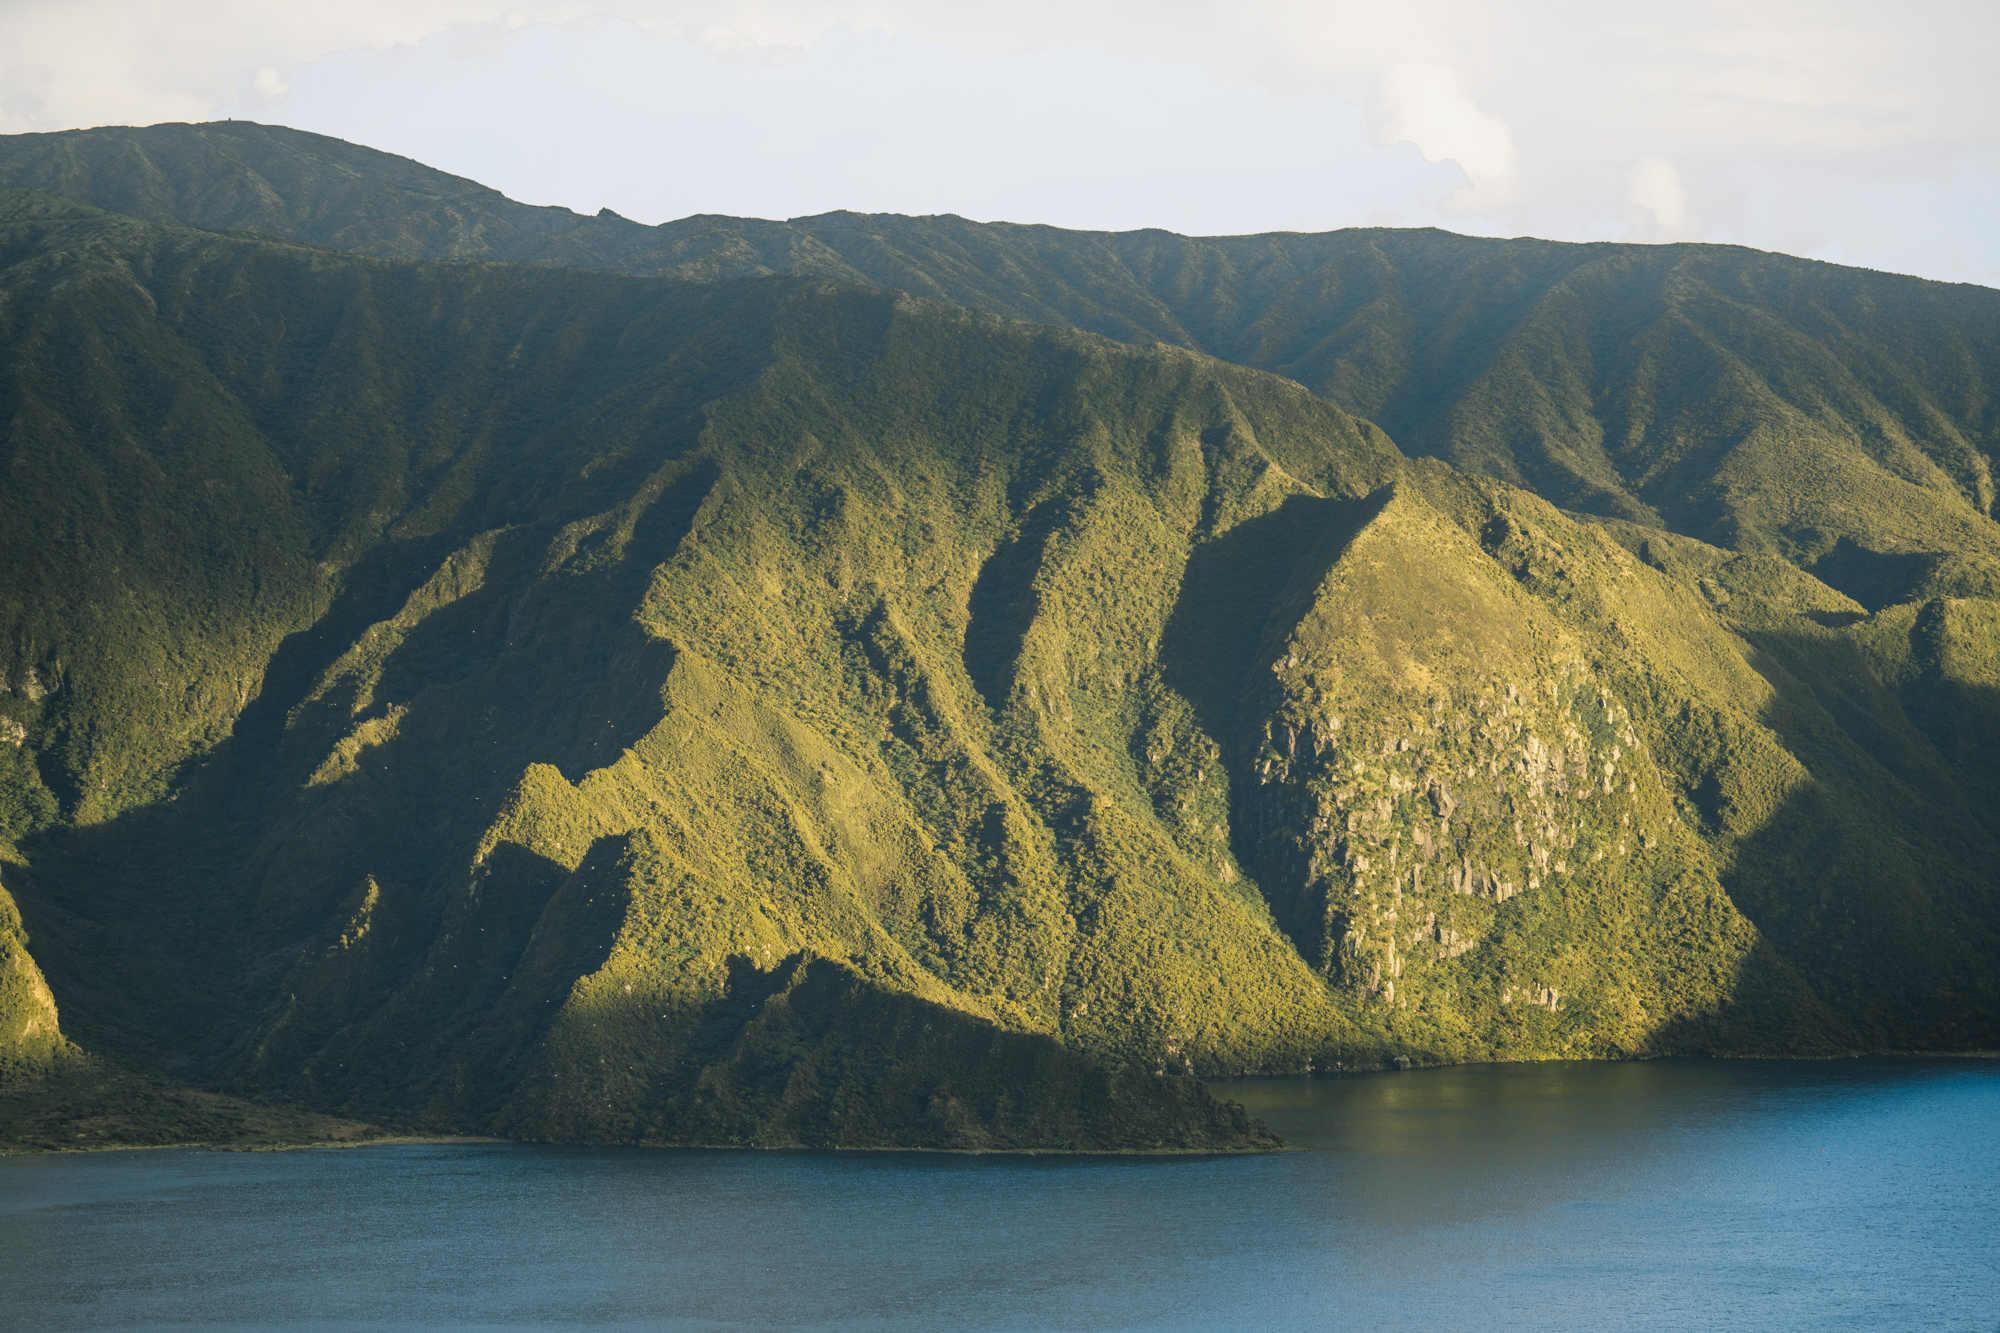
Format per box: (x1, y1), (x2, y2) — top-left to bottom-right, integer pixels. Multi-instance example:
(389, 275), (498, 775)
(1377, 63), (1518, 212)
(1625, 156), (1699, 242)
(249, 67), (290, 102)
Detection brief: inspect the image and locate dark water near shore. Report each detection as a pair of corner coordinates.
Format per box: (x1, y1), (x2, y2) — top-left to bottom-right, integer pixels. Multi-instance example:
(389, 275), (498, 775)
(3, 1058), (1995, 1331)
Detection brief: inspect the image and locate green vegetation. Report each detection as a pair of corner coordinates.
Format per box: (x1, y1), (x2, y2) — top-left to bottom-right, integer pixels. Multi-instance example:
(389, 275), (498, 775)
(0, 190), (1362, 1147)
(11, 123), (1995, 612)
(0, 871), (64, 1071)
(0, 1055), (391, 1152)
(0, 128), (1995, 1151)
(504, 952), (1280, 1151)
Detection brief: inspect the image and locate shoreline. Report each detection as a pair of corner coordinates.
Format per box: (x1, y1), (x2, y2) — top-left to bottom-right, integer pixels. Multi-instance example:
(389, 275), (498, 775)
(1203, 1048), (2000, 1080)
(3, 1134), (1292, 1159)
(8, 1050), (1991, 1158)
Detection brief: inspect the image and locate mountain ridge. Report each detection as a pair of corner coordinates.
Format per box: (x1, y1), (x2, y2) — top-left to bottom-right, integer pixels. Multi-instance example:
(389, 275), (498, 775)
(7, 122), (1996, 616)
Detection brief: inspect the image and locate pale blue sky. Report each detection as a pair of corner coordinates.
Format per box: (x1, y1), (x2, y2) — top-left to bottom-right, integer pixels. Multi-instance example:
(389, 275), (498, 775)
(217, 23), (1468, 235)
(7, 1), (1998, 285)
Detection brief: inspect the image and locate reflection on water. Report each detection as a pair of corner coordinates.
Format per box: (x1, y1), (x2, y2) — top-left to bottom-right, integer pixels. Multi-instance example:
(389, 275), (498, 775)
(2, 1059), (1994, 1331)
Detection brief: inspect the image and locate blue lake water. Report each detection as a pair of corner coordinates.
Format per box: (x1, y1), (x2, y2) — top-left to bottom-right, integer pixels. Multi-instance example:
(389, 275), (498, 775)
(2, 1058), (1995, 1331)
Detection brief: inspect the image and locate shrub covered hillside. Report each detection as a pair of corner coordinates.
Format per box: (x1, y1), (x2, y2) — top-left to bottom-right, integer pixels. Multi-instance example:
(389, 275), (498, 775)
(0, 187), (1994, 1148)
(12, 124), (1999, 616)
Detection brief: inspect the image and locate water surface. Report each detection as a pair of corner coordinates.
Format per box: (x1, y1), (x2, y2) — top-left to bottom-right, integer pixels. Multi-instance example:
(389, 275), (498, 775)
(4, 1058), (1994, 1330)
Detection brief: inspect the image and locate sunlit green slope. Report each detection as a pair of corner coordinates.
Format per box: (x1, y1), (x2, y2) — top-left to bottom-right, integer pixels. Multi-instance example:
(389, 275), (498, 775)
(0, 189), (1994, 1148)
(10, 123), (1997, 613)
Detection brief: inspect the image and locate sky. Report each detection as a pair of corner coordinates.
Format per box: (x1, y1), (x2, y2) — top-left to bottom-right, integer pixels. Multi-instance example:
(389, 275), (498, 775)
(3, 1), (1997, 286)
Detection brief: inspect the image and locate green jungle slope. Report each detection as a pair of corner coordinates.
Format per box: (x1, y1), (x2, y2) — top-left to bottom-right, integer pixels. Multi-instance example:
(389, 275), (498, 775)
(7, 123), (1998, 615)
(0, 170), (1995, 1149)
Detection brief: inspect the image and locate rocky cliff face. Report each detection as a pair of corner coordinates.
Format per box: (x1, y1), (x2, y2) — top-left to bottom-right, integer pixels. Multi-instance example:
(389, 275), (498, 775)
(1225, 484), (1773, 1056)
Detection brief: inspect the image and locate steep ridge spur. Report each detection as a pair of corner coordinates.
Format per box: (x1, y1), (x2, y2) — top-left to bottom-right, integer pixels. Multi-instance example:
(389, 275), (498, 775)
(8, 122), (1999, 613)
(0, 162), (1996, 1147)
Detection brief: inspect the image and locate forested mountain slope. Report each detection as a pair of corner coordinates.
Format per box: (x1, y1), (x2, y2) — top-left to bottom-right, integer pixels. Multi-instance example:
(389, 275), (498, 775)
(7, 122), (1999, 615)
(1, 189), (1994, 1150)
